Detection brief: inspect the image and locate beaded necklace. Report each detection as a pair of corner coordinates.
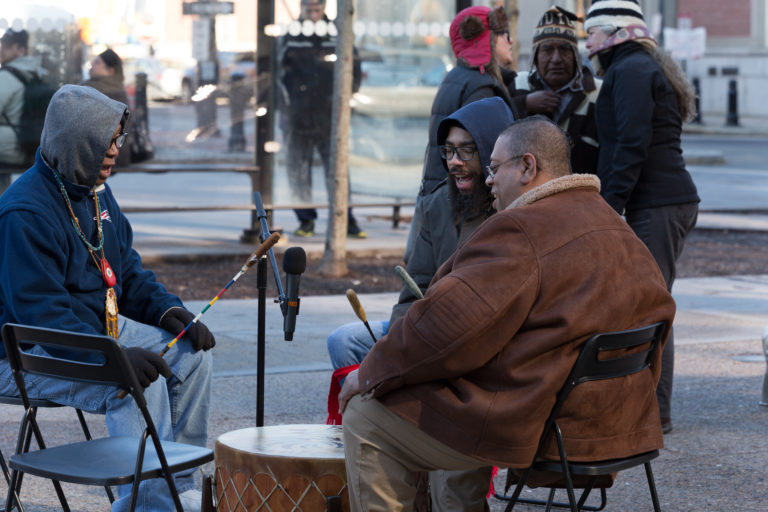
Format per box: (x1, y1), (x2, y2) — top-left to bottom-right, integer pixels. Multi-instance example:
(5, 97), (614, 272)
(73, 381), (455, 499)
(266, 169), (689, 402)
(51, 168), (104, 252)
(51, 168), (119, 337)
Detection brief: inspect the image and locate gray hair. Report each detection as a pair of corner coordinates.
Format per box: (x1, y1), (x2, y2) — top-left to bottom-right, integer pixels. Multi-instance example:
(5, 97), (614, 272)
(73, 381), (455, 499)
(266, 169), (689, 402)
(497, 116), (572, 178)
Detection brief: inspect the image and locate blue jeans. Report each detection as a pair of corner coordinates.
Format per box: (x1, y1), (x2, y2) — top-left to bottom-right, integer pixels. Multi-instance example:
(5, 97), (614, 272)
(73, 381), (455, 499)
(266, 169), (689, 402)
(326, 320), (389, 370)
(0, 316), (213, 512)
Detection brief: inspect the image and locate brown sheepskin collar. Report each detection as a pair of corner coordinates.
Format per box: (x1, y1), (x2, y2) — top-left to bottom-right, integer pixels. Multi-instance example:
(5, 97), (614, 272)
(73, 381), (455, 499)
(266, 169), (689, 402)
(506, 174), (601, 210)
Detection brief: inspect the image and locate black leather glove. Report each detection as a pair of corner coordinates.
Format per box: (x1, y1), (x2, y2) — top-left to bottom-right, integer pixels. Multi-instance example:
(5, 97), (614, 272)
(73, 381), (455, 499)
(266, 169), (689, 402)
(159, 307), (216, 351)
(124, 347), (172, 390)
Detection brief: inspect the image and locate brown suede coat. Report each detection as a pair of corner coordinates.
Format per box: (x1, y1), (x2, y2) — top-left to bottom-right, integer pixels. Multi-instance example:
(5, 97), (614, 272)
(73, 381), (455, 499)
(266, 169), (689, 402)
(357, 174), (675, 468)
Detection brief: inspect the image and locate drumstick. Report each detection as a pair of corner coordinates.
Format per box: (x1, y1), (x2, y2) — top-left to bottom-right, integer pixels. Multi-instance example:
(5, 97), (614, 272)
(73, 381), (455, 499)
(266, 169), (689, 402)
(346, 289), (377, 344)
(394, 265), (424, 300)
(118, 233), (280, 398)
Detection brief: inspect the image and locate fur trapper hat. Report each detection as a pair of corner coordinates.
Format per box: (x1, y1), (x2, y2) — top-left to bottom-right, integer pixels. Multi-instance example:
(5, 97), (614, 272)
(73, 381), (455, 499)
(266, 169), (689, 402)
(450, 5), (509, 73)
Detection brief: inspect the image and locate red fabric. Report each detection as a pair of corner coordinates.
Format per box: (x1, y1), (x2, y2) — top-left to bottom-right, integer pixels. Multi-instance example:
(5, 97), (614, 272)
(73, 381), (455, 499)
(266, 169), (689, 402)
(326, 364), (360, 425)
(488, 466), (498, 498)
(449, 6), (492, 72)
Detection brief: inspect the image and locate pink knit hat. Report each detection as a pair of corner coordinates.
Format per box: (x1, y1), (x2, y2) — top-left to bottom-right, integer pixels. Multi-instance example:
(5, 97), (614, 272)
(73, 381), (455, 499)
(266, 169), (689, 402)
(449, 5), (509, 74)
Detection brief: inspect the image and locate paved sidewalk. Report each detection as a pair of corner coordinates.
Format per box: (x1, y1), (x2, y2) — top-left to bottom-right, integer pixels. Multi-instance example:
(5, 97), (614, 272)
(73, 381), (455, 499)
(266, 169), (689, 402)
(2, 275), (767, 510)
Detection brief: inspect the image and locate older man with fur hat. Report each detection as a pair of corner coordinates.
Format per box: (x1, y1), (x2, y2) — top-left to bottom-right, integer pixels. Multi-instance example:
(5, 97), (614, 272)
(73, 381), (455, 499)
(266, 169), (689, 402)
(515, 6), (601, 174)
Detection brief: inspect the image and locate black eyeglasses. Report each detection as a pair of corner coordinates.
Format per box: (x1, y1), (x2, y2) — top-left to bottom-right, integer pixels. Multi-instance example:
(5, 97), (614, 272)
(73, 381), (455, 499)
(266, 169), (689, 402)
(110, 132), (128, 149)
(486, 154), (525, 179)
(439, 145), (477, 162)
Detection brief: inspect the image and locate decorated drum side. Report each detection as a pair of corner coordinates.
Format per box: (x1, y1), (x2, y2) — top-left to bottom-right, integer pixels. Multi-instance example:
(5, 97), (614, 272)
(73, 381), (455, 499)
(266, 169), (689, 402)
(215, 424), (348, 511)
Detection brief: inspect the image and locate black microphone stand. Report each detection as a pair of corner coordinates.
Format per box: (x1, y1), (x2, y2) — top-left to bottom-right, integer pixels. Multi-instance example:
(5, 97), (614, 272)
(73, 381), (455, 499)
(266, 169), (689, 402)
(253, 192), (286, 426)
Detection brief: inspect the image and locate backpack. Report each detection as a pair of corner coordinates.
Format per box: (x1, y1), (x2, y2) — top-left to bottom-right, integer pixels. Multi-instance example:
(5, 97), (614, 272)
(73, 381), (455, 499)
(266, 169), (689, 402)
(1, 66), (57, 162)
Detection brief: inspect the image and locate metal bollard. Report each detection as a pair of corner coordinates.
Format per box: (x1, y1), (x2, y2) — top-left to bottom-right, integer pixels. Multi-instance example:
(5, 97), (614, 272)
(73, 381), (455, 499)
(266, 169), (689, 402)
(726, 79), (739, 126)
(228, 71), (248, 152)
(692, 77), (702, 124)
(761, 326), (768, 406)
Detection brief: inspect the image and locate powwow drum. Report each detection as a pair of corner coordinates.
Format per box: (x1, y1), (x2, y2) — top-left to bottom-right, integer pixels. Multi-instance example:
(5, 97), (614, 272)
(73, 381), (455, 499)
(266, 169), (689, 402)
(215, 424), (349, 511)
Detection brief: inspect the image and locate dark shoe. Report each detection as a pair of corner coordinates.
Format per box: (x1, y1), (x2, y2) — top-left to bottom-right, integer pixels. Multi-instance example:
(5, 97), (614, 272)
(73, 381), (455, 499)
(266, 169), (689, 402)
(347, 220), (367, 239)
(661, 417), (673, 434)
(294, 220), (315, 237)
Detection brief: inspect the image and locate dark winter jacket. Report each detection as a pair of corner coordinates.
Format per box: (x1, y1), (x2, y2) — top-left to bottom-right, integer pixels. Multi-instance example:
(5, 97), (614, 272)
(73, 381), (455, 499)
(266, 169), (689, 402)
(595, 42), (699, 213)
(391, 97), (515, 323)
(278, 15), (361, 134)
(419, 64), (522, 197)
(0, 85), (181, 357)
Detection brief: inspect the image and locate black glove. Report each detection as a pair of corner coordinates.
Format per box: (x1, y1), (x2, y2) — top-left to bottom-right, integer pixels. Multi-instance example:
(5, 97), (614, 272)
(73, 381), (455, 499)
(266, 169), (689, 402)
(159, 307), (216, 351)
(124, 347), (172, 390)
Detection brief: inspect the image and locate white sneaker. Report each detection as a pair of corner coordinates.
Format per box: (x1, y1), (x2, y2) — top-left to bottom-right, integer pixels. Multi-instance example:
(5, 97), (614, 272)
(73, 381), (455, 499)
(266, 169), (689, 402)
(178, 489), (202, 512)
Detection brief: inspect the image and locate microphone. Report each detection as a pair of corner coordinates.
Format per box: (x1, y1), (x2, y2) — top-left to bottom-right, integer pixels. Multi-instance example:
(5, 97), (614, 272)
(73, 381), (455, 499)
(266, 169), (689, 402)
(282, 246), (307, 341)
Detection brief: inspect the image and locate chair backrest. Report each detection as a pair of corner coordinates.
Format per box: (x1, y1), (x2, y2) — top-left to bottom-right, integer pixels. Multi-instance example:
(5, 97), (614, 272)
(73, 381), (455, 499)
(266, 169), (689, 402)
(1, 323), (146, 409)
(547, 322), (667, 424)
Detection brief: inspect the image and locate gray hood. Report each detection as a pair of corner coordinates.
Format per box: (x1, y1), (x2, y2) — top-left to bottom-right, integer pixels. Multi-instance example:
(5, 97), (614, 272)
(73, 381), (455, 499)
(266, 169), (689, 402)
(40, 84), (127, 189)
(436, 96), (516, 179)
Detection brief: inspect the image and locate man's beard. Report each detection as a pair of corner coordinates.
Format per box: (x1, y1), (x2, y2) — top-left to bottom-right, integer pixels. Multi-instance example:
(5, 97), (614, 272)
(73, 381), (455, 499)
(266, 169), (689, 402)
(448, 174), (494, 220)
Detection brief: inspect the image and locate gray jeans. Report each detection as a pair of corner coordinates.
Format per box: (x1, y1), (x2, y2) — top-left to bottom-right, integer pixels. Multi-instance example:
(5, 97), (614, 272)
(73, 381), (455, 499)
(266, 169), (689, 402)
(626, 201), (699, 419)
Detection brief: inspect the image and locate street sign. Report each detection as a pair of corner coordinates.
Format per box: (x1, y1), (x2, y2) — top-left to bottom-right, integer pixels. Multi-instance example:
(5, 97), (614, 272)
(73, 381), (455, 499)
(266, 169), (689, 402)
(192, 19), (211, 60)
(183, 2), (234, 16)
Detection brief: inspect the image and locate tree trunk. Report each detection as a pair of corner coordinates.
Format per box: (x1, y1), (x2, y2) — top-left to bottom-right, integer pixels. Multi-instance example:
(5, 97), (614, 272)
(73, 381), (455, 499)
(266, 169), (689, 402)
(318, 0), (354, 277)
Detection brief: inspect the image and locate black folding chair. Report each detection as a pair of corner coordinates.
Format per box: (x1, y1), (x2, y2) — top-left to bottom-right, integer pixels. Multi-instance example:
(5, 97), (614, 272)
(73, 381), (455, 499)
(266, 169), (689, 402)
(0, 393), (116, 512)
(1, 323), (213, 512)
(495, 322), (667, 512)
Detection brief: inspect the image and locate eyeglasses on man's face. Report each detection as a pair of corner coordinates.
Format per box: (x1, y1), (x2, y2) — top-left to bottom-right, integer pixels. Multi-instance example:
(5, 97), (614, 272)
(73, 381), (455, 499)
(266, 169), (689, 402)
(110, 132), (128, 149)
(486, 154), (525, 179)
(439, 145), (477, 162)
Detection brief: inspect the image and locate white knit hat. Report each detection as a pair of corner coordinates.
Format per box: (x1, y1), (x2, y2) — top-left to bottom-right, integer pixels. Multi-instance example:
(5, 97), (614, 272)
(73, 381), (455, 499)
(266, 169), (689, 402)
(583, 0), (647, 32)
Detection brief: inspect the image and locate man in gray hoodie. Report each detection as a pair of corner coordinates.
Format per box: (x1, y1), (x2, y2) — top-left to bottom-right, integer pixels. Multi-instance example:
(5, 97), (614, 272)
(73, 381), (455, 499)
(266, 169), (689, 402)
(0, 29), (46, 193)
(0, 85), (214, 512)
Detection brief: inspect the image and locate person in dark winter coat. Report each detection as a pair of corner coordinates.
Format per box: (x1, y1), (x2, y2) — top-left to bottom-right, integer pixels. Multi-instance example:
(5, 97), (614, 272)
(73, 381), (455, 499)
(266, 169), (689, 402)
(418, 5), (522, 202)
(0, 85), (214, 512)
(515, 6), (601, 174)
(278, 0), (365, 238)
(585, 0), (700, 435)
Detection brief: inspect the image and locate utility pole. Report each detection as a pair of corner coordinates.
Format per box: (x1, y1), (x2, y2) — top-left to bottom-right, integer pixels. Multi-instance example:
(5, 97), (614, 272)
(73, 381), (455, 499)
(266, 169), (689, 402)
(319, 0), (355, 277)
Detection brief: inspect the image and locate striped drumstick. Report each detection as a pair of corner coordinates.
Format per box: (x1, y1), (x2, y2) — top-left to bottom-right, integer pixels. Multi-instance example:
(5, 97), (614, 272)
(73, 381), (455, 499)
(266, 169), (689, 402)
(118, 232), (280, 398)
(160, 232), (281, 355)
